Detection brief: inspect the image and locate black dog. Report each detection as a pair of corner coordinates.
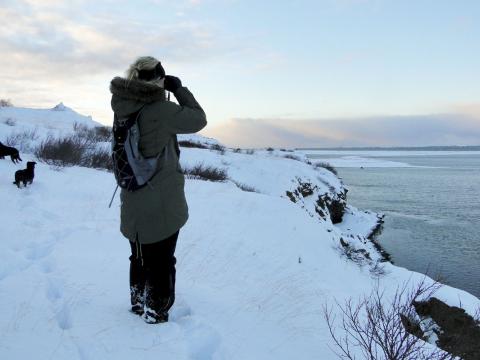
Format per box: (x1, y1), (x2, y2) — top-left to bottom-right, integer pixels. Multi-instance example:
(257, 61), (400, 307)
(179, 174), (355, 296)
(13, 161), (37, 188)
(0, 142), (22, 163)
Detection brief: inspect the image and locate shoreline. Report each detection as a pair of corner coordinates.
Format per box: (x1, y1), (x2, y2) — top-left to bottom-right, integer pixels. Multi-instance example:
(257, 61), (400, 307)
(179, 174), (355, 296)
(296, 145), (480, 151)
(360, 208), (480, 359)
(365, 213), (393, 263)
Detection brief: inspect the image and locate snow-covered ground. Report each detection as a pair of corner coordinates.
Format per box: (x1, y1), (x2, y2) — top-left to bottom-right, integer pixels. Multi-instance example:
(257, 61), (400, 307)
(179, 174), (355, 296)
(0, 103), (101, 153)
(0, 103), (99, 135)
(1, 105), (478, 359)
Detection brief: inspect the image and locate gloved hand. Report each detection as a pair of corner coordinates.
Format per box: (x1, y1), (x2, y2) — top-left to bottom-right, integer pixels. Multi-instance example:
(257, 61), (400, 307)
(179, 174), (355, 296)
(164, 75), (182, 93)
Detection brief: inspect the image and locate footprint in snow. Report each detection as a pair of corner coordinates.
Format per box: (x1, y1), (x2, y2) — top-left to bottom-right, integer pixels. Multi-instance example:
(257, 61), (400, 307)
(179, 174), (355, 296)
(25, 241), (54, 261)
(170, 298), (193, 321)
(55, 301), (73, 330)
(45, 277), (74, 330)
(177, 315), (223, 360)
(46, 277), (64, 302)
(40, 258), (56, 273)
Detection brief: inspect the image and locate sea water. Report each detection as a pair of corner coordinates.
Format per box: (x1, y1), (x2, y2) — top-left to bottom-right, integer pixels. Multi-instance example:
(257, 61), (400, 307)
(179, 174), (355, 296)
(305, 151), (480, 298)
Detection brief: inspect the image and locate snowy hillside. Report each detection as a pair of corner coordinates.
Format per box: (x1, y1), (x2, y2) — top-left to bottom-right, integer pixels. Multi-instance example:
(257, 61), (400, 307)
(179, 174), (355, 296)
(0, 103), (99, 132)
(0, 103), (101, 153)
(1, 105), (479, 359)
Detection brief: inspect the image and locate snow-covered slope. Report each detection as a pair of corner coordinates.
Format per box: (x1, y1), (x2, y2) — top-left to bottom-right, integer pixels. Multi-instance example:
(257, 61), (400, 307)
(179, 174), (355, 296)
(0, 106), (478, 359)
(0, 104), (101, 153)
(0, 103), (99, 131)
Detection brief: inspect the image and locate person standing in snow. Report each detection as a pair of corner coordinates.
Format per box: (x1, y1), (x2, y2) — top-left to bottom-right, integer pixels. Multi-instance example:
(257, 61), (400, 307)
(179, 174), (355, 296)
(110, 56), (207, 323)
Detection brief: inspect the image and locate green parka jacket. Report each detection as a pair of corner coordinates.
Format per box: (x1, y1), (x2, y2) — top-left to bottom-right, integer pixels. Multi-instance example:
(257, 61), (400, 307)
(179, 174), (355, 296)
(110, 77), (207, 244)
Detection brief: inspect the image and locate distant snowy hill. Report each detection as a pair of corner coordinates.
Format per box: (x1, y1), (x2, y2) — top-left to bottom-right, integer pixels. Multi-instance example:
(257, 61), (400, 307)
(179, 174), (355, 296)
(0, 103), (101, 152)
(0, 103), (100, 131)
(0, 105), (478, 359)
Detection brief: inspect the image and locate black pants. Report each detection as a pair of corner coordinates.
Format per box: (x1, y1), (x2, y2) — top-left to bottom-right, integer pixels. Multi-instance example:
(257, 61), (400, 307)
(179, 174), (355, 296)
(129, 230), (178, 314)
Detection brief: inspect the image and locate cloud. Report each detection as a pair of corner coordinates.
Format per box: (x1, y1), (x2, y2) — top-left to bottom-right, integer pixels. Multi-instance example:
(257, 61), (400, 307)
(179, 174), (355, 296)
(450, 103), (480, 119)
(0, 0), (244, 122)
(0, 2), (229, 79)
(205, 113), (480, 148)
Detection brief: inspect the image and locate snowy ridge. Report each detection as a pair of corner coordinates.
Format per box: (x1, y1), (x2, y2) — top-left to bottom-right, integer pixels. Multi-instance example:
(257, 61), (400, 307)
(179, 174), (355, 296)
(0, 107), (479, 359)
(178, 140), (346, 223)
(0, 104), (101, 152)
(0, 104), (100, 131)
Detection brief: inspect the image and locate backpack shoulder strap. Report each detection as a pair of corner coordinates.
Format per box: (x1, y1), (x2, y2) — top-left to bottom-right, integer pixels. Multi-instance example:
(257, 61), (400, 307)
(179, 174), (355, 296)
(173, 135), (181, 158)
(113, 105), (145, 128)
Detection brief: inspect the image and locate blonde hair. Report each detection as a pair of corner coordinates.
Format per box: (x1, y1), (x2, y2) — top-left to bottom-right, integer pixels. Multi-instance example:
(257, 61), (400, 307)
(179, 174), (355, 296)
(126, 56), (160, 81)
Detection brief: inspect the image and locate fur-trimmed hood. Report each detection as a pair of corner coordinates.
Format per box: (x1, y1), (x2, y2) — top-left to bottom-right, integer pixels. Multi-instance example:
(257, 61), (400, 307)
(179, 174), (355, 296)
(110, 77), (166, 117)
(110, 77), (166, 103)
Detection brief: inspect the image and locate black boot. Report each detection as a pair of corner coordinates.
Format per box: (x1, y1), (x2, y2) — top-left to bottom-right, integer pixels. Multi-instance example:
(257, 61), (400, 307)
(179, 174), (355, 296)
(129, 240), (146, 316)
(143, 267), (175, 323)
(143, 285), (170, 324)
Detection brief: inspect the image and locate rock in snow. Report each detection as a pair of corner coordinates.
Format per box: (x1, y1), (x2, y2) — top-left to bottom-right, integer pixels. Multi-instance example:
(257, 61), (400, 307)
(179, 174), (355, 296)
(51, 102), (69, 112)
(0, 105), (478, 359)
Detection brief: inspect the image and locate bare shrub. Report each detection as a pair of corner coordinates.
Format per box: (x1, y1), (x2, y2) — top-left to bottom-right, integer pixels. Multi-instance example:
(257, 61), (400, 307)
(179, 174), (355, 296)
(176, 140), (226, 154)
(209, 143), (226, 154)
(73, 121), (88, 133)
(3, 118), (16, 126)
(35, 135), (89, 167)
(93, 126), (112, 142)
(369, 261), (387, 278)
(231, 180), (258, 193)
(323, 279), (456, 360)
(87, 148), (113, 171)
(35, 134), (113, 170)
(233, 148), (242, 153)
(245, 149), (255, 155)
(0, 99), (12, 107)
(337, 238), (370, 265)
(283, 154), (302, 161)
(73, 122), (112, 142)
(314, 161), (338, 176)
(178, 140), (208, 149)
(5, 129), (39, 153)
(182, 163), (228, 182)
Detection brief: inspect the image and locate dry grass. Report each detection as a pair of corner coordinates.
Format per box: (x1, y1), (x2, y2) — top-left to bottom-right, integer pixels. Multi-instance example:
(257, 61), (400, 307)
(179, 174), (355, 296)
(4, 129), (39, 153)
(314, 161), (338, 175)
(231, 180), (258, 193)
(182, 163), (228, 182)
(35, 134), (112, 170)
(3, 118), (16, 126)
(0, 99), (12, 107)
(73, 122), (112, 142)
(178, 140), (208, 149)
(283, 154), (302, 161)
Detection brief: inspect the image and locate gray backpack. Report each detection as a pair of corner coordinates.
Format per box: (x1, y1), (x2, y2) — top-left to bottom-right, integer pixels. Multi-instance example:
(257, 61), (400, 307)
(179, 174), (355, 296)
(111, 107), (165, 192)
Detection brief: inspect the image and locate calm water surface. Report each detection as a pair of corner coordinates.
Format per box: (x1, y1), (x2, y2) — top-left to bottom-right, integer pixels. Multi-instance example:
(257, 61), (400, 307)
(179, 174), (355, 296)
(308, 152), (480, 298)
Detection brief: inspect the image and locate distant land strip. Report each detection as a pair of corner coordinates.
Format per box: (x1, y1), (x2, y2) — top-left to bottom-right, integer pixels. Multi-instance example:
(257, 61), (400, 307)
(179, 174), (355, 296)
(296, 145), (480, 151)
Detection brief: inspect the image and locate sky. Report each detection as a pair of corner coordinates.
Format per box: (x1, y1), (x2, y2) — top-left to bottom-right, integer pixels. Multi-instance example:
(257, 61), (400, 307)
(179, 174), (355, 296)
(0, 0), (479, 147)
